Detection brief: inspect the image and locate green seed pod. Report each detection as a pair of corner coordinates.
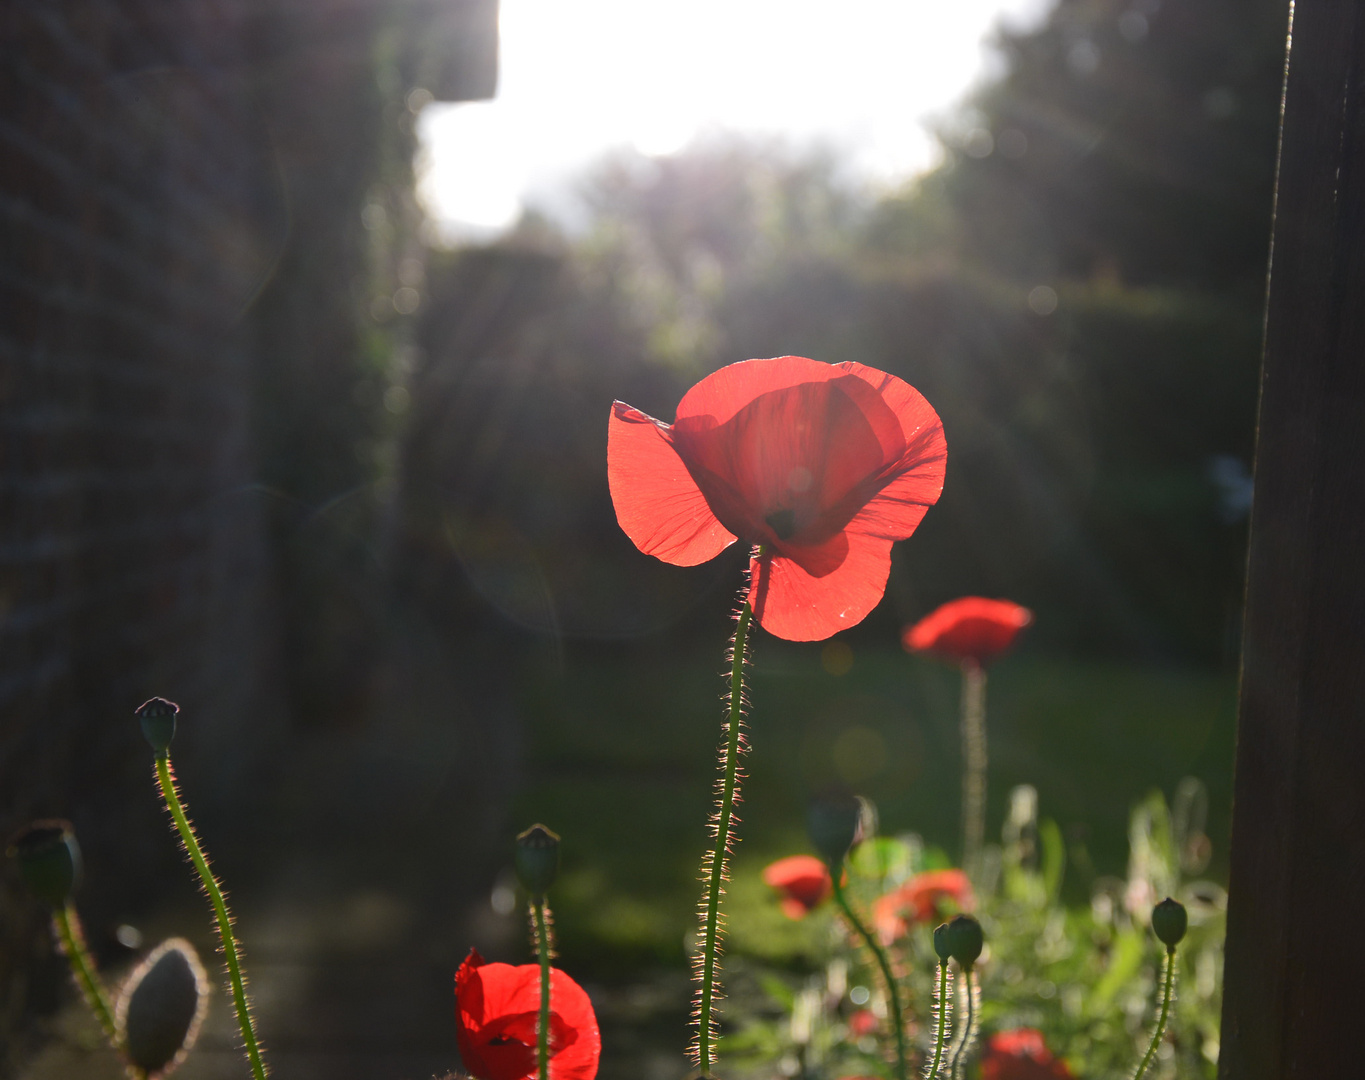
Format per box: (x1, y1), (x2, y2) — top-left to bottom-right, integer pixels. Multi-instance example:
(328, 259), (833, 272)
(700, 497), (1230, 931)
(1151, 897), (1188, 949)
(136, 698), (180, 755)
(932, 921), (953, 962)
(807, 789), (863, 868)
(117, 938), (209, 1077)
(943, 914), (984, 969)
(7, 820), (81, 908)
(514, 824), (561, 897)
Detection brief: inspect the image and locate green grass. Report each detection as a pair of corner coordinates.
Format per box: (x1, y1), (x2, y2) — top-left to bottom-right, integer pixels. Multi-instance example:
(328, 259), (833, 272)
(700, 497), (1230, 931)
(511, 640), (1236, 977)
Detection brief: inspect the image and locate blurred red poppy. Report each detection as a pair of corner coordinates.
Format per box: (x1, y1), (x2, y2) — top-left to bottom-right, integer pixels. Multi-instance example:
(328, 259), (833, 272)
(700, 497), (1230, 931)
(981, 1028), (1074, 1080)
(455, 949), (600, 1080)
(609, 356), (946, 641)
(762, 854), (833, 919)
(846, 1009), (879, 1037)
(902, 597), (1033, 667)
(871, 869), (974, 945)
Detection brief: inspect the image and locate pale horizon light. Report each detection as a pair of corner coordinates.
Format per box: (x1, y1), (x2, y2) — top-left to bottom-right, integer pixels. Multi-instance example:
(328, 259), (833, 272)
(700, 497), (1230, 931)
(418, 0), (1055, 238)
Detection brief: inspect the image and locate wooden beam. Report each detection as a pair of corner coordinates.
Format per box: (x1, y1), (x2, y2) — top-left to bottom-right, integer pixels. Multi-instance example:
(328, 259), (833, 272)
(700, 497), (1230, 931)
(1219, 4), (1365, 1077)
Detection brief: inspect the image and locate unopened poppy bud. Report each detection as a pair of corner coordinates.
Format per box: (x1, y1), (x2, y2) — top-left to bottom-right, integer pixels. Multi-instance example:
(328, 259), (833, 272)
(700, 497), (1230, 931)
(943, 914), (984, 969)
(7, 820), (81, 908)
(932, 921), (953, 962)
(1151, 897), (1188, 949)
(807, 789), (863, 868)
(514, 824), (560, 897)
(136, 697), (180, 755)
(116, 938), (209, 1077)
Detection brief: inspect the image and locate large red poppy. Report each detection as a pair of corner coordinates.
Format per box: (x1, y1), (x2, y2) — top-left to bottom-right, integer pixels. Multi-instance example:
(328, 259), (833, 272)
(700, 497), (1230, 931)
(608, 356), (947, 641)
(455, 950), (600, 1080)
(871, 869), (974, 946)
(762, 854), (833, 919)
(902, 597), (1033, 667)
(980, 1029), (1074, 1080)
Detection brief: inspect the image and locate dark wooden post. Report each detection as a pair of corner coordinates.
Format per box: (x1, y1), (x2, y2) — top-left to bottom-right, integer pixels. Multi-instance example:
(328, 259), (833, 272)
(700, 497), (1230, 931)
(1219, 4), (1365, 1077)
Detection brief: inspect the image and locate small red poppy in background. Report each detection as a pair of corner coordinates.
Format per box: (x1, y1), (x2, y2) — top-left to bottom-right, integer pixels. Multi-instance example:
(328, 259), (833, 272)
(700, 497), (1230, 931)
(609, 356), (947, 641)
(871, 869), (974, 946)
(762, 854), (833, 919)
(981, 1028), (1074, 1080)
(902, 597), (1033, 667)
(455, 949), (600, 1080)
(846, 1009), (880, 1037)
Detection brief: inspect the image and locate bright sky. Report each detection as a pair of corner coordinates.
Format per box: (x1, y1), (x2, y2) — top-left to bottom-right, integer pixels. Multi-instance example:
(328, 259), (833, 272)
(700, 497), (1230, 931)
(417, 0), (1055, 237)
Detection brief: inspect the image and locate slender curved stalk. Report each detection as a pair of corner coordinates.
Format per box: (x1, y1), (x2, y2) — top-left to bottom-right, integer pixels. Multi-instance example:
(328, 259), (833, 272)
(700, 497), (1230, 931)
(695, 595), (755, 1076)
(948, 967), (978, 1080)
(832, 874), (907, 1080)
(533, 898), (553, 1080)
(154, 755), (268, 1080)
(53, 904), (119, 1046)
(925, 959), (952, 1079)
(1133, 947), (1177, 1080)
(960, 663), (987, 880)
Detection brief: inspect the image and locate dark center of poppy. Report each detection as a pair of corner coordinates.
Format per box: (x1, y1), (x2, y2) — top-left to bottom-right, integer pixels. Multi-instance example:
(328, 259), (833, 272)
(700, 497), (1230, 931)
(765, 508), (797, 540)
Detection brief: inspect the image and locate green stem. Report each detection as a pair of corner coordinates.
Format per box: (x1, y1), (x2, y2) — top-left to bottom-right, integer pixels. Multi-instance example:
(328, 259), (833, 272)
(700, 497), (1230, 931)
(53, 904), (119, 1046)
(832, 873), (907, 1080)
(1133, 947), (1177, 1080)
(533, 898), (552, 1080)
(948, 967), (977, 1080)
(696, 595), (755, 1076)
(155, 754), (268, 1080)
(960, 663), (987, 881)
(926, 960), (951, 1079)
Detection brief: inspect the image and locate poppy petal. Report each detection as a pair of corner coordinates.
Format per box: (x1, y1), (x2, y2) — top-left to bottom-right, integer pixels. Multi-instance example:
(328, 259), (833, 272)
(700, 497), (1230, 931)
(608, 401), (737, 565)
(837, 362), (947, 538)
(455, 950), (601, 1080)
(747, 531), (897, 641)
(675, 355), (844, 427)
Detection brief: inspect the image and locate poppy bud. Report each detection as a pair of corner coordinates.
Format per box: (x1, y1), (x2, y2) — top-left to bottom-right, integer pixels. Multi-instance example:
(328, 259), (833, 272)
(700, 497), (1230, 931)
(514, 824), (560, 897)
(943, 914), (984, 969)
(932, 921), (953, 962)
(7, 820), (81, 908)
(1151, 897), (1188, 949)
(807, 789), (863, 868)
(136, 698), (180, 755)
(116, 938), (209, 1077)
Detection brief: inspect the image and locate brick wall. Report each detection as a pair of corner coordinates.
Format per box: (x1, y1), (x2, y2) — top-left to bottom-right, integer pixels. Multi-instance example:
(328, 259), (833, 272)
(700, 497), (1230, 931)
(0, 0), (497, 1067)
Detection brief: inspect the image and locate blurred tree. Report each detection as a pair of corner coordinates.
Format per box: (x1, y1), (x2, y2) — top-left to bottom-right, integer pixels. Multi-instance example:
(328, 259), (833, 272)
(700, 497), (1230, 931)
(411, 0), (1289, 665)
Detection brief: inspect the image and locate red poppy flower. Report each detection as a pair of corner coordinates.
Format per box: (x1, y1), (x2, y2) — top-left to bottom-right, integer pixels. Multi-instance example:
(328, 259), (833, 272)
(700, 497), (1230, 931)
(902, 597), (1033, 667)
(846, 1009), (879, 1037)
(762, 854), (833, 919)
(871, 869), (974, 946)
(608, 356), (947, 641)
(455, 949), (600, 1080)
(981, 1029), (1074, 1080)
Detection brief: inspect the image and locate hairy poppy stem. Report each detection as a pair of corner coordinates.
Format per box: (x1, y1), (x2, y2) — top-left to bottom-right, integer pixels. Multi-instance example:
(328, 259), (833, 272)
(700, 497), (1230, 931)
(831, 873), (908, 1080)
(695, 591), (756, 1076)
(947, 967), (979, 1080)
(1133, 946), (1177, 1080)
(925, 959), (952, 1079)
(154, 754), (268, 1080)
(52, 903), (119, 1047)
(960, 663), (987, 881)
(532, 898), (553, 1080)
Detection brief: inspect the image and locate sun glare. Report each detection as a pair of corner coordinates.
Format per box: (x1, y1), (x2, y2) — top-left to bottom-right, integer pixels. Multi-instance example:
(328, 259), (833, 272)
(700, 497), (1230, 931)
(418, 0), (1053, 235)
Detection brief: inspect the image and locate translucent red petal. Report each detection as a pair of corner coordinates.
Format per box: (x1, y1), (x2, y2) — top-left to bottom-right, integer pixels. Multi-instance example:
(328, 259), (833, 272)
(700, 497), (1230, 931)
(747, 531), (900, 642)
(454, 950), (601, 1080)
(607, 401), (737, 566)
